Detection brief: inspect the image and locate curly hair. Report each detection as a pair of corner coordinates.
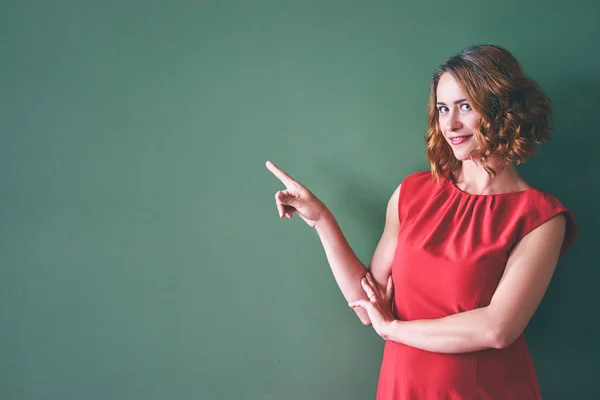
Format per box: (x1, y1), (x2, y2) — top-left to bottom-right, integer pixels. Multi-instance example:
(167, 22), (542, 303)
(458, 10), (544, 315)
(425, 44), (552, 179)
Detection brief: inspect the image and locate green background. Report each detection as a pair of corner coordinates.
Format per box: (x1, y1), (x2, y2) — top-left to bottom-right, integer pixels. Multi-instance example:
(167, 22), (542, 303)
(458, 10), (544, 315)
(1, 1), (598, 399)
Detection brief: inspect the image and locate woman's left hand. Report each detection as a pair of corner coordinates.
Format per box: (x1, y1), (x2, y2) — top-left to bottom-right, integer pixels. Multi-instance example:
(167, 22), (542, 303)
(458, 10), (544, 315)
(349, 272), (397, 340)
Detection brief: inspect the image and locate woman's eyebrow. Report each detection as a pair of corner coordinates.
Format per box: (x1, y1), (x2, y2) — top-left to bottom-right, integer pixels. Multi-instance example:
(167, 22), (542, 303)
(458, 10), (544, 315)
(436, 98), (468, 105)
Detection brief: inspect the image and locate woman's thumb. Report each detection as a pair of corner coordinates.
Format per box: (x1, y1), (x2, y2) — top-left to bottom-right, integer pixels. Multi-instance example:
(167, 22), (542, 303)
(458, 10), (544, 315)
(277, 190), (297, 206)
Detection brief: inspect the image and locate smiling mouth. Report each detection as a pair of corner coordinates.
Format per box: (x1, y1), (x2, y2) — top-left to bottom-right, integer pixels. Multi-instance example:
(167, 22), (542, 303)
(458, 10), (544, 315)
(449, 135), (473, 145)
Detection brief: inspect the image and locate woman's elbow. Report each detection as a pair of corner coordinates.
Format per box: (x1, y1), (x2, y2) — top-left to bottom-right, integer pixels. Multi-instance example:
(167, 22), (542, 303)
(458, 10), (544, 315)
(488, 326), (521, 349)
(354, 309), (372, 326)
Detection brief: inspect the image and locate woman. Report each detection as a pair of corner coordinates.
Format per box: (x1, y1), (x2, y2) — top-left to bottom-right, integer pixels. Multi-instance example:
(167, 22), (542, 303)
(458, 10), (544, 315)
(266, 44), (577, 399)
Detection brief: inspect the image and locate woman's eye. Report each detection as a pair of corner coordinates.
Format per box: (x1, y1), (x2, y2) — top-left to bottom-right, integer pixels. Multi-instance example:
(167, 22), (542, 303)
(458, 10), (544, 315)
(460, 103), (472, 111)
(438, 106), (449, 114)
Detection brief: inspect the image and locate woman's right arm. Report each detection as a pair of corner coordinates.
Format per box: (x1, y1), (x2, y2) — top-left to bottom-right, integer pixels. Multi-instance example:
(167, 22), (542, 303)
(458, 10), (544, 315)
(314, 184), (401, 325)
(266, 161), (401, 325)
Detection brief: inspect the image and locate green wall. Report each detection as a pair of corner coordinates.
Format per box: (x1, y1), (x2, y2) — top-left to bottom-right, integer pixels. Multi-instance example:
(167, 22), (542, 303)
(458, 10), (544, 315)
(1, 1), (598, 399)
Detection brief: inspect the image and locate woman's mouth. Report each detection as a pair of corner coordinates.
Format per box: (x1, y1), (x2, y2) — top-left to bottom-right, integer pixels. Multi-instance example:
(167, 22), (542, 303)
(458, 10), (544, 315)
(449, 135), (473, 145)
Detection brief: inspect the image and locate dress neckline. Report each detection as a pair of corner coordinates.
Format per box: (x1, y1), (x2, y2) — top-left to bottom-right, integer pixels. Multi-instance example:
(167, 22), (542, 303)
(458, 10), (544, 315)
(444, 175), (535, 197)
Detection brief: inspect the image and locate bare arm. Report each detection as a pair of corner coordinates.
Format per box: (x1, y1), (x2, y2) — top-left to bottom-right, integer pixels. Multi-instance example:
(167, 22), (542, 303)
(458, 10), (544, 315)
(315, 184), (401, 325)
(377, 214), (567, 353)
(267, 161), (401, 326)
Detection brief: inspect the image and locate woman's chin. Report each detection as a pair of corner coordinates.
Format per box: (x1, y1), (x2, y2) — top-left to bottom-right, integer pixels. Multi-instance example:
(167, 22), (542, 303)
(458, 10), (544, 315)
(453, 152), (474, 162)
(451, 146), (481, 162)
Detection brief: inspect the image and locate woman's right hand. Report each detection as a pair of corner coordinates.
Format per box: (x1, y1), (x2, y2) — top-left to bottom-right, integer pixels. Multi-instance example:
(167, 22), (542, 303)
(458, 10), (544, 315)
(266, 160), (328, 228)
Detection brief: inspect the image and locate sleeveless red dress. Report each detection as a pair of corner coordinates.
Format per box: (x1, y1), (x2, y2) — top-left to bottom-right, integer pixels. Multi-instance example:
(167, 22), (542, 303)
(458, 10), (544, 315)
(377, 171), (577, 400)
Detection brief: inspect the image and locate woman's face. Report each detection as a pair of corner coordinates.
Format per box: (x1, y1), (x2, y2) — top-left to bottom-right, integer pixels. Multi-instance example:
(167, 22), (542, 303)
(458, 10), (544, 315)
(436, 72), (482, 161)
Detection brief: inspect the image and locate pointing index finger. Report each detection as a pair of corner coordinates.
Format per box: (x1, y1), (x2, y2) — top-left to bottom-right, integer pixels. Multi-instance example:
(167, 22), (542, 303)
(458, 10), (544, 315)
(265, 160), (297, 187)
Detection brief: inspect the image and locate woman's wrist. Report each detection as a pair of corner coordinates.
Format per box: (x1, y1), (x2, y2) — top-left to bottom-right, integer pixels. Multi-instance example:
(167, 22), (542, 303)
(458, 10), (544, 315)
(314, 207), (334, 232)
(381, 319), (401, 341)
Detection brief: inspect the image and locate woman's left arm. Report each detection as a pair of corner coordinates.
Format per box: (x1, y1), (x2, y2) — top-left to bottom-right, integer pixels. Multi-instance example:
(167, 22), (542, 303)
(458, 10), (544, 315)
(350, 214), (567, 354)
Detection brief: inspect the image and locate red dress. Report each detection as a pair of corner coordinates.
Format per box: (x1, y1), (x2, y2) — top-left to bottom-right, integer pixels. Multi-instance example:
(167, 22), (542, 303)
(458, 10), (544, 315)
(377, 171), (577, 400)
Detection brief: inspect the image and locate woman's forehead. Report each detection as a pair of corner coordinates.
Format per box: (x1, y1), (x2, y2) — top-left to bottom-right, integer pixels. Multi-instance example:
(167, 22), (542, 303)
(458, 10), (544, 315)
(436, 73), (467, 102)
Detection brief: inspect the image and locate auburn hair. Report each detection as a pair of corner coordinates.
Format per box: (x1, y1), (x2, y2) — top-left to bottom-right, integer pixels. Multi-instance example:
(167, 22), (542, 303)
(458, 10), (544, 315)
(425, 44), (552, 179)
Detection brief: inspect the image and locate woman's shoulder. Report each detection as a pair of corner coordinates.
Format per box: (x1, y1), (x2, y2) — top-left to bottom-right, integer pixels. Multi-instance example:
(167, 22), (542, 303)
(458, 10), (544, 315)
(399, 169), (447, 196)
(514, 187), (578, 257)
(396, 170), (443, 221)
(520, 186), (569, 211)
(401, 170), (434, 187)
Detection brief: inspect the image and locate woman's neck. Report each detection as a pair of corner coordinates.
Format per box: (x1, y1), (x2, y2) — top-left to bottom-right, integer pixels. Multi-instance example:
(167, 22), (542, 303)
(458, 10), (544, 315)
(454, 158), (530, 195)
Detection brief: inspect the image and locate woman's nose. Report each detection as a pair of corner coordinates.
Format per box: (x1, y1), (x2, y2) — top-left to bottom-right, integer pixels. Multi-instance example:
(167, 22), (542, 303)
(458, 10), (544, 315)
(445, 112), (463, 132)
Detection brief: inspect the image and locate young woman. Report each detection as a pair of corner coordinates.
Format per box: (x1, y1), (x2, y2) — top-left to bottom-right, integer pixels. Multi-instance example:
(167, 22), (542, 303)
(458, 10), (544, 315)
(266, 44), (577, 399)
